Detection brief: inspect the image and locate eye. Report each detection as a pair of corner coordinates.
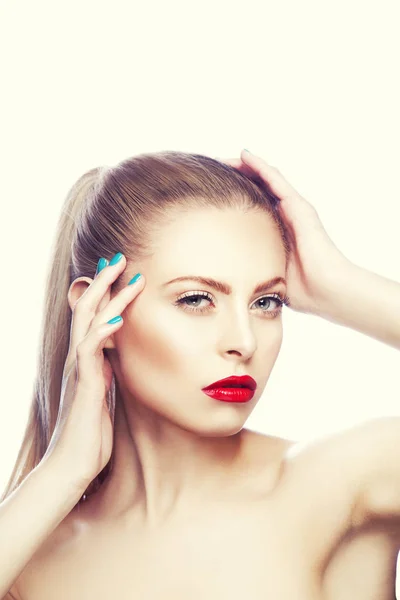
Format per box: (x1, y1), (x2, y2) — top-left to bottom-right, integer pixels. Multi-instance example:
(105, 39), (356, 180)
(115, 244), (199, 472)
(174, 291), (214, 313)
(252, 296), (280, 310)
(174, 291), (290, 316)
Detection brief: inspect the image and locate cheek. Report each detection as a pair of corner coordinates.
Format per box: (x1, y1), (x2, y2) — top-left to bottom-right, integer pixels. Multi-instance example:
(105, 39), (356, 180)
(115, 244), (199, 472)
(117, 292), (283, 376)
(117, 297), (203, 372)
(259, 321), (283, 364)
(114, 299), (205, 411)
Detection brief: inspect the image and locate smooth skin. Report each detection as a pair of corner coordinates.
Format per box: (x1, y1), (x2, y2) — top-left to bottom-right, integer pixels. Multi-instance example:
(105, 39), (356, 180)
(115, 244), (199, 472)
(219, 150), (351, 315)
(42, 257), (146, 492)
(9, 152), (400, 600)
(223, 150), (400, 349)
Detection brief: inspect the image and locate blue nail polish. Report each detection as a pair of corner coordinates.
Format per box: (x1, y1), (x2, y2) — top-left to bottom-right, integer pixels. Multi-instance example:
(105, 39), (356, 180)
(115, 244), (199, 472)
(95, 257), (108, 276)
(128, 273), (142, 285)
(109, 252), (123, 266)
(107, 316), (122, 325)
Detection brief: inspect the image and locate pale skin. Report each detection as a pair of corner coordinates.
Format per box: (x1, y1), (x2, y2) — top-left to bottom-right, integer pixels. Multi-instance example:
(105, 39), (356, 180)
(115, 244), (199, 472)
(10, 151), (400, 599)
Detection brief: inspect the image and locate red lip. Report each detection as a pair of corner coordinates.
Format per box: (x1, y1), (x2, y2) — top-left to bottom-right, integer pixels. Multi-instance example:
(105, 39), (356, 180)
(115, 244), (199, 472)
(202, 375), (257, 391)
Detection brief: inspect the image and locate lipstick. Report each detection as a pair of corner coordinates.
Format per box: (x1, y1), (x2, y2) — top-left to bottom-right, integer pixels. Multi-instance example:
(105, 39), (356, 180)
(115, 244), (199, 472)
(202, 375), (256, 403)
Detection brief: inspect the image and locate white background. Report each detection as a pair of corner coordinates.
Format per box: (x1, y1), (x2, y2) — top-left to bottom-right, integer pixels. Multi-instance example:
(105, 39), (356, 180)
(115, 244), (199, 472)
(1, 0), (399, 594)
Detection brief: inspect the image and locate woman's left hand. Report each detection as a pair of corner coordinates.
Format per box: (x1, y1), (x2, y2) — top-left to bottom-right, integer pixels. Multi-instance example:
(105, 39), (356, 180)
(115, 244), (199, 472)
(217, 150), (354, 316)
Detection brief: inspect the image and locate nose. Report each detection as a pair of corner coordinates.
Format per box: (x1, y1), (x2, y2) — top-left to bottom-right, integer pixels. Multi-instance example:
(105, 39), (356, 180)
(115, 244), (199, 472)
(217, 311), (257, 361)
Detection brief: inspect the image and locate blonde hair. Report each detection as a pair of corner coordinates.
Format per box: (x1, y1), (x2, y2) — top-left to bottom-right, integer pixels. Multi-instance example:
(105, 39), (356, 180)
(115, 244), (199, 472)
(1, 150), (290, 506)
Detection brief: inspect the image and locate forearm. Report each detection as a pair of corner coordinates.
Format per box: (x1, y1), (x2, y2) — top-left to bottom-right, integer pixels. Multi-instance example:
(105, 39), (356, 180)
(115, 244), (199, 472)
(0, 461), (84, 598)
(316, 262), (400, 350)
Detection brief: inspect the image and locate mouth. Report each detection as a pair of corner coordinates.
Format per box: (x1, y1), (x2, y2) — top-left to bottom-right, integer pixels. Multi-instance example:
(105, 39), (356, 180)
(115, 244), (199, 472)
(202, 375), (257, 391)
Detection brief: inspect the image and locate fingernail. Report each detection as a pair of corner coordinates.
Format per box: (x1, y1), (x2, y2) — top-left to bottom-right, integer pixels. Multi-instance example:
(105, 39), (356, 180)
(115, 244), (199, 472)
(107, 316), (122, 325)
(95, 257), (108, 276)
(243, 148), (251, 154)
(109, 252), (123, 266)
(128, 273), (142, 285)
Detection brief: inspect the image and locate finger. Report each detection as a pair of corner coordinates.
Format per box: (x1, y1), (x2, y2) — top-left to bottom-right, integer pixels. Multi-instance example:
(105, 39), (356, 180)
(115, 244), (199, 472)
(97, 271), (112, 315)
(96, 259), (111, 314)
(239, 151), (304, 204)
(92, 273), (145, 329)
(75, 316), (124, 394)
(69, 254), (128, 354)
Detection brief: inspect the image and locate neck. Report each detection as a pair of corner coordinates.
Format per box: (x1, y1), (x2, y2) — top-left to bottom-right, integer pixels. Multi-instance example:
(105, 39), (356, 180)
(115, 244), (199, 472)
(92, 385), (247, 528)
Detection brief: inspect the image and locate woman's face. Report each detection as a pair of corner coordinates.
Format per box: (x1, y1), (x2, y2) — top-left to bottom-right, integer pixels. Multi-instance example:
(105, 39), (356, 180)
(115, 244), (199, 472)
(111, 206), (287, 436)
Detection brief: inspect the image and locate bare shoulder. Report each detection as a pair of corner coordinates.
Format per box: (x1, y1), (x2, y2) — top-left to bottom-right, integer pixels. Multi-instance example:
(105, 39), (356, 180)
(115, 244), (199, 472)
(277, 417), (400, 531)
(277, 421), (366, 509)
(244, 424), (361, 501)
(242, 426), (370, 570)
(249, 421), (399, 566)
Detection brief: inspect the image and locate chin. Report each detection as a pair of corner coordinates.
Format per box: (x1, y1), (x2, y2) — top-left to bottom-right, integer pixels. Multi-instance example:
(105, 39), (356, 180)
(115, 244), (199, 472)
(176, 410), (250, 438)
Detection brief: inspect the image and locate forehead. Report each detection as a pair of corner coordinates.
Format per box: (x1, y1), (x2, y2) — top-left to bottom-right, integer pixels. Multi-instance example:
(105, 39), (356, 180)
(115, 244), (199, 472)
(145, 207), (286, 277)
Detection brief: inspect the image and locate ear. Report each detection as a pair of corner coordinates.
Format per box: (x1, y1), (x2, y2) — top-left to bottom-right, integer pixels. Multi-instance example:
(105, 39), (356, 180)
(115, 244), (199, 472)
(67, 277), (92, 312)
(67, 277), (118, 350)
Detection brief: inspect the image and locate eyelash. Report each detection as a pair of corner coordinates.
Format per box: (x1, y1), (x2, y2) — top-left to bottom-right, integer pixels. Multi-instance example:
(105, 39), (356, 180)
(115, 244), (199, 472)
(174, 291), (291, 317)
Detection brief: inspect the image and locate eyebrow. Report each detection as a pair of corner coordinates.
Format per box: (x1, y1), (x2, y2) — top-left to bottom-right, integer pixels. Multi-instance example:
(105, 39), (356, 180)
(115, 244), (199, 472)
(162, 275), (286, 296)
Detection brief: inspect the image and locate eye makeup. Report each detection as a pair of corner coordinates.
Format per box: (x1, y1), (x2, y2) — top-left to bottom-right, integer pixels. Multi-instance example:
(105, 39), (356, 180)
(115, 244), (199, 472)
(173, 290), (290, 317)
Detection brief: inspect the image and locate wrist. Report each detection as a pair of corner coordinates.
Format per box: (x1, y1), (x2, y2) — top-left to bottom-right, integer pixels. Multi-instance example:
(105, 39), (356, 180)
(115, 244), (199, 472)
(311, 258), (359, 322)
(35, 457), (89, 507)
(312, 260), (400, 350)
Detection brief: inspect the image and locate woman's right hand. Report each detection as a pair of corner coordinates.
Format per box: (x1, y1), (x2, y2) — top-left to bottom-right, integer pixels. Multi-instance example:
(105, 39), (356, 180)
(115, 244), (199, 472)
(41, 253), (145, 494)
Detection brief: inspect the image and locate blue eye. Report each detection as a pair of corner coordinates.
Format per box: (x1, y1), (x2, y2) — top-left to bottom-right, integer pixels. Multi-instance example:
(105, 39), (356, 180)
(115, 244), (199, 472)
(175, 292), (213, 312)
(174, 291), (290, 316)
(253, 297), (274, 310)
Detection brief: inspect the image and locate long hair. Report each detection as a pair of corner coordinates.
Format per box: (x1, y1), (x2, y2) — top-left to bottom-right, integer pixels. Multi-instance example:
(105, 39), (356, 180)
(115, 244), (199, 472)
(0, 150), (291, 506)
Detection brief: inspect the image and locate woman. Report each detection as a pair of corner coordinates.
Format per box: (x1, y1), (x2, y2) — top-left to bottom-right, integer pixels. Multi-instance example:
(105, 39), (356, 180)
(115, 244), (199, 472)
(1, 149), (399, 599)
